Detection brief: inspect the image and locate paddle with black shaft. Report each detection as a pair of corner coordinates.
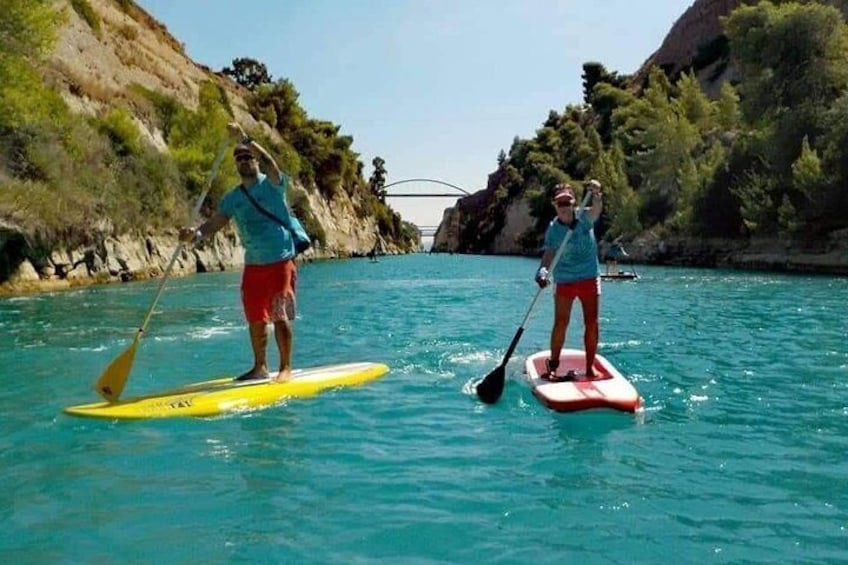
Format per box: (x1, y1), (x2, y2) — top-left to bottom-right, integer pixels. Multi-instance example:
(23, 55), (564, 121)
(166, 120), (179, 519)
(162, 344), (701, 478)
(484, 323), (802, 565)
(94, 139), (231, 402)
(475, 189), (594, 404)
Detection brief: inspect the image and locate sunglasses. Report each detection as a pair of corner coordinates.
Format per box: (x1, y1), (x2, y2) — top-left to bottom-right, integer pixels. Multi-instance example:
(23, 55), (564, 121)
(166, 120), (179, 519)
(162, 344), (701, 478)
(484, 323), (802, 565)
(555, 200), (574, 209)
(235, 154), (254, 162)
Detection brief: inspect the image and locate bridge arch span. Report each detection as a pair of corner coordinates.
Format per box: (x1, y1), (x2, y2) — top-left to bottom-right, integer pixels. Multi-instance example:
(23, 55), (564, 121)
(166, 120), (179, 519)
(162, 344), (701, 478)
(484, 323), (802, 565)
(382, 178), (472, 197)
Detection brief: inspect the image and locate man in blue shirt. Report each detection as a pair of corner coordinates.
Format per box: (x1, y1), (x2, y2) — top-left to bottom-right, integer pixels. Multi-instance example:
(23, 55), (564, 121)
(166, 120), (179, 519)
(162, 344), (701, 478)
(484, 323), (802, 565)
(180, 122), (298, 382)
(534, 180), (603, 380)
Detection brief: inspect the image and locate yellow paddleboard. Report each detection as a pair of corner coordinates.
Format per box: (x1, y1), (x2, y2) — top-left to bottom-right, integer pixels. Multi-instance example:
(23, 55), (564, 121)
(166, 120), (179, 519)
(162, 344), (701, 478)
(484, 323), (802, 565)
(64, 362), (389, 420)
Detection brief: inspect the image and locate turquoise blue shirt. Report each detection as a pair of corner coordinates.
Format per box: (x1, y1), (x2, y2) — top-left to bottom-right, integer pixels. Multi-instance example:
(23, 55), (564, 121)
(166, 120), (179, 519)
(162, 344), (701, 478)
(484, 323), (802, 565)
(543, 211), (599, 283)
(218, 174), (296, 265)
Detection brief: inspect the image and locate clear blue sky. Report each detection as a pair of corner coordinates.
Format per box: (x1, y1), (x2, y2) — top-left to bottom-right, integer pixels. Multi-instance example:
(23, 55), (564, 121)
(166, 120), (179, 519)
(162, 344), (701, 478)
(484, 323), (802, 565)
(135, 0), (694, 227)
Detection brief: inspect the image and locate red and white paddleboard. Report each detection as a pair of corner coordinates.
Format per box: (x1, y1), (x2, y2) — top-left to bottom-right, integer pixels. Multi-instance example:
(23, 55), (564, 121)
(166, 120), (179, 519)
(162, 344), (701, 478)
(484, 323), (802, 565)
(525, 349), (642, 413)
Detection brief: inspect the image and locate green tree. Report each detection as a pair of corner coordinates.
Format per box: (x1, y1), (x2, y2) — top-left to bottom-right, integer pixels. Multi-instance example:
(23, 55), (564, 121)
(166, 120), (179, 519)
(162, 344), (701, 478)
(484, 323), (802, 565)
(250, 79), (307, 138)
(777, 194), (800, 234)
(167, 81), (235, 203)
(0, 0), (65, 128)
(223, 57), (273, 91)
(817, 93), (848, 226)
(715, 82), (740, 131)
(724, 1), (848, 233)
(590, 82), (635, 144)
(614, 67), (699, 226)
(733, 168), (776, 234)
(369, 156), (387, 203)
(676, 71), (712, 133)
(0, 0), (62, 58)
(792, 136), (822, 194)
(607, 141), (641, 237)
(725, 2), (848, 123)
(791, 135), (824, 219)
(587, 131), (640, 238)
(581, 61), (626, 105)
(97, 108), (142, 157)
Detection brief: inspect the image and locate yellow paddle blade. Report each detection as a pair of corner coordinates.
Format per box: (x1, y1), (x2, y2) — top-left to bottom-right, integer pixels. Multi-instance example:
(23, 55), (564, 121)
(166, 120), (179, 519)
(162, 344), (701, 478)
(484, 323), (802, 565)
(94, 337), (139, 402)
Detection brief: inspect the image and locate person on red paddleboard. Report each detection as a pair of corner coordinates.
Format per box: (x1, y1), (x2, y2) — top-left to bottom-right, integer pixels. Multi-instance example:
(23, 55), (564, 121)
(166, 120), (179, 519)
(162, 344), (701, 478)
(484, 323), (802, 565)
(534, 180), (603, 380)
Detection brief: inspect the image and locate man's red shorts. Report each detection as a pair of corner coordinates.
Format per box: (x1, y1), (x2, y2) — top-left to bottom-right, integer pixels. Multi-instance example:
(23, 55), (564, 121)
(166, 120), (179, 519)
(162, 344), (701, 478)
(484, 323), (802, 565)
(241, 260), (297, 323)
(555, 277), (601, 300)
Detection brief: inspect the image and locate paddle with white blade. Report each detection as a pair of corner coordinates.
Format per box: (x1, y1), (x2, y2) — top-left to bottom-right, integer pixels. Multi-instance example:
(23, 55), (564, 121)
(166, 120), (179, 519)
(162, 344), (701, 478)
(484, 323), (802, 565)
(475, 188), (594, 404)
(94, 139), (231, 401)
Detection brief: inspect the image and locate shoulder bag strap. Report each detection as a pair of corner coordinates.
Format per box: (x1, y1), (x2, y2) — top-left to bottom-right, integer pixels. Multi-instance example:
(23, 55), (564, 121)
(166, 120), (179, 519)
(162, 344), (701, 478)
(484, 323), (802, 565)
(240, 186), (290, 228)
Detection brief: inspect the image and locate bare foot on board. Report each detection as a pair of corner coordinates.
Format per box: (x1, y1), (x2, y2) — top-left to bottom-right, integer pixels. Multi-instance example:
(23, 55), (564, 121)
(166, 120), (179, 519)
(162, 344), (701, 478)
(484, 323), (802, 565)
(272, 368), (293, 383)
(235, 368), (270, 382)
(581, 368), (603, 381)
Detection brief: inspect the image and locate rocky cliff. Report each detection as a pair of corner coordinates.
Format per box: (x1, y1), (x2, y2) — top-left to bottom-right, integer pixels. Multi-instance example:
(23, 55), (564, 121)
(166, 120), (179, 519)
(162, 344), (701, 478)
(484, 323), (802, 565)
(0, 0), (406, 295)
(432, 195), (536, 256)
(631, 0), (742, 94)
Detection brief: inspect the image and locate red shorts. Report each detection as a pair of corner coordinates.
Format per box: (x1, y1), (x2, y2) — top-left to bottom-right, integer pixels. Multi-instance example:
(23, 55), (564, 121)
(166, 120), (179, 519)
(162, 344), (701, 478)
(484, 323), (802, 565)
(241, 260), (297, 323)
(555, 277), (601, 300)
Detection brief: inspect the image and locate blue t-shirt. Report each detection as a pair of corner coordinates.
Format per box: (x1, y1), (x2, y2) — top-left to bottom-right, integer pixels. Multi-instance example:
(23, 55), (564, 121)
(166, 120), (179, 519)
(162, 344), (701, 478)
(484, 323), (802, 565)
(218, 174), (296, 265)
(604, 243), (627, 260)
(543, 212), (599, 283)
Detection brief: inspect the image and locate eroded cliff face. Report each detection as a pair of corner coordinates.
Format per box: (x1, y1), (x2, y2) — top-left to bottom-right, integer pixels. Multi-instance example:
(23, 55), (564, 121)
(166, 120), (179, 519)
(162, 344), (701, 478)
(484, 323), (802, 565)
(490, 196), (533, 255)
(631, 0), (742, 93)
(432, 208), (461, 254)
(0, 184), (388, 294)
(0, 0), (401, 294)
(48, 0), (265, 144)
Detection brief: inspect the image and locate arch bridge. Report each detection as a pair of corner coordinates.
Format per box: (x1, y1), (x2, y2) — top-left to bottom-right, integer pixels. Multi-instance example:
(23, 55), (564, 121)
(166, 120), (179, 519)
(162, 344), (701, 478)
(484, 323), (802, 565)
(381, 179), (470, 247)
(382, 178), (472, 198)
(417, 226), (440, 237)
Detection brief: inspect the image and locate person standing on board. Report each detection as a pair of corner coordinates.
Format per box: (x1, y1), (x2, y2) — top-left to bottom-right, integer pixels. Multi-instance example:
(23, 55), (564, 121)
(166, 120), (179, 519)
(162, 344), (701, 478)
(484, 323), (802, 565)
(179, 122), (298, 382)
(534, 180), (603, 380)
(604, 237), (628, 275)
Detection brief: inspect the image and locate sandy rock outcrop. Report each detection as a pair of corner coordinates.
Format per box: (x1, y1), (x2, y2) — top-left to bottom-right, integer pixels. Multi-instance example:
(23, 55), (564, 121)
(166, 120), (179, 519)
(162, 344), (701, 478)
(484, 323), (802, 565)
(490, 196), (533, 255)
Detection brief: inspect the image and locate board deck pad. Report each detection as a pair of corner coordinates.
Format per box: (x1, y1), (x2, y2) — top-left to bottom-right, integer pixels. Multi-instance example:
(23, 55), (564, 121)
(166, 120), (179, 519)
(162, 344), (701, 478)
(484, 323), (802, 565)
(64, 362), (389, 420)
(525, 349), (641, 413)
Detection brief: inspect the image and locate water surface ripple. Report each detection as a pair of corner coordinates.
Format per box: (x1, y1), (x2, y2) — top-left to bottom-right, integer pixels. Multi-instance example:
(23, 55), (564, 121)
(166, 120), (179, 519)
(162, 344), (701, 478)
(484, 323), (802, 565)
(1, 255), (846, 563)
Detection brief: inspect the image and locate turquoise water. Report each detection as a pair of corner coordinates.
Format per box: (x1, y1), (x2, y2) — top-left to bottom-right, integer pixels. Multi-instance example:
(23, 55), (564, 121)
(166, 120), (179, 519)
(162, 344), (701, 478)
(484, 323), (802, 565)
(1, 254), (846, 563)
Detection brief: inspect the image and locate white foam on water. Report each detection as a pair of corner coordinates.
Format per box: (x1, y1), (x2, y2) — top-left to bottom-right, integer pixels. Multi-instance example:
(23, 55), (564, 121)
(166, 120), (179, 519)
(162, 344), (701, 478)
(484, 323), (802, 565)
(67, 345), (108, 352)
(447, 350), (496, 364)
(188, 326), (237, 340)
(6, 296), (39, 303)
